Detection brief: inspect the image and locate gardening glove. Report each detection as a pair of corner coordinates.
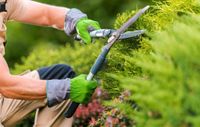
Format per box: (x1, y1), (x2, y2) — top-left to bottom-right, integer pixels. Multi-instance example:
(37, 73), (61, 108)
(46, 74), (98, 107)
(64, 8), (101, 44)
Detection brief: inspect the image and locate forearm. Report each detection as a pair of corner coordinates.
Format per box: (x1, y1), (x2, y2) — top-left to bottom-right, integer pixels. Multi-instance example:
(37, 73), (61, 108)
(44, 5), (69, 30)
(0, 55), (46, 100)
(11, 0), (70, 30)
(1, 75), (46, 100)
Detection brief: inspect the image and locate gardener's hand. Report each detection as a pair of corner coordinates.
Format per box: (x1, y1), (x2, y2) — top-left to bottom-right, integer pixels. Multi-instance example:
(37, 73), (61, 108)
(46, 74), (98, 107)
(64, 8), (101, 44)
(70, 74), (97, 103)
(75, 18), (101, 44)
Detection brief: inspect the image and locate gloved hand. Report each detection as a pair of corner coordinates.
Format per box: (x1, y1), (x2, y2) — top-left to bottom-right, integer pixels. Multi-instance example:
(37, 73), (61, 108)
(46, 74), (98, 107)
(64, 8), (101, 44)
(70, 74), (97, 103)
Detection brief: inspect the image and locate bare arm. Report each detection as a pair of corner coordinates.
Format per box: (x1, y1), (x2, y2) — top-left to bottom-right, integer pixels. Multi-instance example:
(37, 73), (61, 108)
(0, 54), (46, 100)
(0, 1), (71, 99)
(8, 0), (69, 30)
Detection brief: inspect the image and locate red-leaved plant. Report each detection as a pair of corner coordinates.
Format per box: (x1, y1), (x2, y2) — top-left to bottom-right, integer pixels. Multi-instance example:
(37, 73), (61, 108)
(73, 88), (132, 127)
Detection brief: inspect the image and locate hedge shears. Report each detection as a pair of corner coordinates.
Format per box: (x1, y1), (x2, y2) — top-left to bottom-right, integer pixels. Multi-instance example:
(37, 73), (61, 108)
(75, 29), (145, 41)
(65, 5), (150, 118)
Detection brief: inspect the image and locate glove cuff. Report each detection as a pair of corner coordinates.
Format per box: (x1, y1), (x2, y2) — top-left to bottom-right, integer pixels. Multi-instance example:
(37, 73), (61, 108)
(46, 79), (70, 107)
(64, 8), (87, 36)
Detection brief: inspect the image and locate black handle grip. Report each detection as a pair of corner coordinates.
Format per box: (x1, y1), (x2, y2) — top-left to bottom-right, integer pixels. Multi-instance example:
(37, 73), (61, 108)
(64, 102), (79, 118)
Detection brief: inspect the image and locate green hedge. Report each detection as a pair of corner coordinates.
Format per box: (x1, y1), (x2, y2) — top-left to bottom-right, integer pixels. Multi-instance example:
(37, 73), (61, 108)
(111, 14), (200, 127)
(13, 0), (200, 126)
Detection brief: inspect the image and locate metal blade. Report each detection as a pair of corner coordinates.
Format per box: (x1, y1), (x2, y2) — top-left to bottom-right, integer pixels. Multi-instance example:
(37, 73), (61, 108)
(89, 29), (115, 38)
(75, 29), (115, 40)
(117, 6), (150, 35)
(107, 5), (150, 46)
(119, 30), (145, 40)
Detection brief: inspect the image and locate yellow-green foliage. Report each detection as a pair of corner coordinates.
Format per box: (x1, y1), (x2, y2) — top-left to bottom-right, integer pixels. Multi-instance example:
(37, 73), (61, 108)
(115, 0), (200, 32)
(103, 0), (200, 95)
(112, 14), (200, 127)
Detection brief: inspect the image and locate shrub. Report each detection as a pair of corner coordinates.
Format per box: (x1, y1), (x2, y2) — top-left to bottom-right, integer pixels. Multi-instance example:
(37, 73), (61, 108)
(13, 0), (200, 126)
(111, 14), (200, 127)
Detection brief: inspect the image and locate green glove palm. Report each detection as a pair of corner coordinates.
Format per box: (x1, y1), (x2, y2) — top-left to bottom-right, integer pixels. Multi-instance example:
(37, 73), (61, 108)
(76, 18), (101, 44)
(70, 74), (98, 104)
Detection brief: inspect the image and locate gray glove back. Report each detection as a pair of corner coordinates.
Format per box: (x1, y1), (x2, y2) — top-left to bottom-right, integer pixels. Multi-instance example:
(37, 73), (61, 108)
(46, 79), (70, 107)
(64, 8), (87, 35)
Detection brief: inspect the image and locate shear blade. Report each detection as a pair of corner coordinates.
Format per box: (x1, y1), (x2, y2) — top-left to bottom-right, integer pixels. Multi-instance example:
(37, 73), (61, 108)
(119, 30), (145, 40)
